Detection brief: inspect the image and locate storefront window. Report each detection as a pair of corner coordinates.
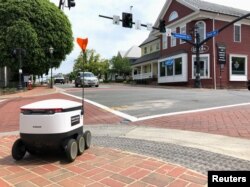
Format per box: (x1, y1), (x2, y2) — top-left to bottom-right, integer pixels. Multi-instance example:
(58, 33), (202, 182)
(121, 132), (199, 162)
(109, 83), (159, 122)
(160, 62), (166, 77)
(166, 61), (173, 76)
(231, 57), (245, 75)
(175, 58), (182, 75)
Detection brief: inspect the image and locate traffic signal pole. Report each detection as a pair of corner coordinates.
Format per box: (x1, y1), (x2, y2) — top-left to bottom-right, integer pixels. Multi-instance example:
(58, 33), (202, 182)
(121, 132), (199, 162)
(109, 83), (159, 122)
(181, 12), (250, 88)
(100, 12), (250, 88)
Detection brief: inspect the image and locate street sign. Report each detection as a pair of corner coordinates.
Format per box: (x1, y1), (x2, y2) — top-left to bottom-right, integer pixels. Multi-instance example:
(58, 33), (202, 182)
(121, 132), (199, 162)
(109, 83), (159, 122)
(147, 23), (153, 31)
(172, 33), (192, 41)
(113, 15), (120, 25)
(191, 45), (209, 54)
(217, 43), (226, 64)
(206, 30), (219, 39)
(135, 20), (141, 30)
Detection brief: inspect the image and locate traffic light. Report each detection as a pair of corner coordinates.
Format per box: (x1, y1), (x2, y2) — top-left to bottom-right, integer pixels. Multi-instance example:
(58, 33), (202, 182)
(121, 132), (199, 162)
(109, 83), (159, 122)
(159, 19), (166, 33)
(68, 0), (75, 9)
(122, 12), (133, 28)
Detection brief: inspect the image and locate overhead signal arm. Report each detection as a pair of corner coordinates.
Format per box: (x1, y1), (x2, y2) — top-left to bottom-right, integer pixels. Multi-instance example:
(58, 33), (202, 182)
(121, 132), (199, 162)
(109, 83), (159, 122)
(99, 14), (160, 30)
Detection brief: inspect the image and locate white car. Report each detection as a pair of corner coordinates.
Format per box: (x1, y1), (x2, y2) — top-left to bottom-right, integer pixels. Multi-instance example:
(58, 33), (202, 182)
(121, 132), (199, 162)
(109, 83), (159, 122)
(75, 72), (99, 87)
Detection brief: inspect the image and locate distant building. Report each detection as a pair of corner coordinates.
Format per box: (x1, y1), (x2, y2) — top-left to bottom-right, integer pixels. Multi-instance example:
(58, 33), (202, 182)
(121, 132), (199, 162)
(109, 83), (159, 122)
(118, 45), (141, 64)
(133, 0), (250, 88)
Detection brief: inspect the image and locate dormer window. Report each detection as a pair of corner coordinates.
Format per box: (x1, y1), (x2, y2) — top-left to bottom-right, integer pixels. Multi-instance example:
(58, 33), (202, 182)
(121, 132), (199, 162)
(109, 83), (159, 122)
(169, 11), (178, 22)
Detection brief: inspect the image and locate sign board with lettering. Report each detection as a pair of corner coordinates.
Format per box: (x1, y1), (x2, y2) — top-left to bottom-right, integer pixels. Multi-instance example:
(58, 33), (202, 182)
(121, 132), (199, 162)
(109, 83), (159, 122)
(172, 33), (192, 41)
(217, 43), (226, 64)
(191, 45), (209, 54)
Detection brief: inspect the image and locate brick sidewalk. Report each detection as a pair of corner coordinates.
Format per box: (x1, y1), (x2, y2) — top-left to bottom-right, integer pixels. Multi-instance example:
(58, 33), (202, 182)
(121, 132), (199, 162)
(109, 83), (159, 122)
(0, 92), (122, 133)
(0, 86), (57, 99)
(0, 135), (207, 187)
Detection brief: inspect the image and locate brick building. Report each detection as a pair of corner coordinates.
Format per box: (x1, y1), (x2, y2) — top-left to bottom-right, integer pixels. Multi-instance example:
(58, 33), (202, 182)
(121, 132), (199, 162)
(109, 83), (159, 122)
(132, 0), (250, 88)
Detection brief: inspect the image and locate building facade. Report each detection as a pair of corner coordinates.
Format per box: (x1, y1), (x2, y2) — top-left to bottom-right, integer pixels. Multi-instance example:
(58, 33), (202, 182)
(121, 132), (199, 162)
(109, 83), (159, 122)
(132, 0), (250, 88)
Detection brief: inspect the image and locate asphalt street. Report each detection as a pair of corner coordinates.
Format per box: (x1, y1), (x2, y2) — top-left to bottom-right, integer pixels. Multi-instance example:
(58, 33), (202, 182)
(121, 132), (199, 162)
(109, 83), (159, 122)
(59, 83), (250, 118)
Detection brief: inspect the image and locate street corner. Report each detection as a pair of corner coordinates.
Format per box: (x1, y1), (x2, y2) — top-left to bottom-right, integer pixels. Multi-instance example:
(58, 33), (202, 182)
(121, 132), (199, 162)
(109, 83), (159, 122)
(0, 86), (57, 100)
(0, 135), (207, 187)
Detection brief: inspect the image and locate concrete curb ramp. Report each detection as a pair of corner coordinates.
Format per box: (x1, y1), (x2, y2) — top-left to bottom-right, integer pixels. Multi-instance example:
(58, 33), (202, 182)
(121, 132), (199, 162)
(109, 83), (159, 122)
(85, 125), (250, 161)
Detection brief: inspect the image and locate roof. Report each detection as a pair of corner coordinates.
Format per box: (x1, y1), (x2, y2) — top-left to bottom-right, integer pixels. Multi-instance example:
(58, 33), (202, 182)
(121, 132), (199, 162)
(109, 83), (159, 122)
(124, 46), (141, 58)
(132, 51), (161, 65)
(117, 51), (126, 58)
(154, 0), (250, 28)
(179, 0), (249, 16)
(139, 35), (159, 47)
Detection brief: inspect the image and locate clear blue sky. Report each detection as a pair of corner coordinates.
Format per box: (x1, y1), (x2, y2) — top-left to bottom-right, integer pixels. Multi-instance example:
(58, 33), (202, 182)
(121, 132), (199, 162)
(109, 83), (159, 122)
(50, 0), (250, 74)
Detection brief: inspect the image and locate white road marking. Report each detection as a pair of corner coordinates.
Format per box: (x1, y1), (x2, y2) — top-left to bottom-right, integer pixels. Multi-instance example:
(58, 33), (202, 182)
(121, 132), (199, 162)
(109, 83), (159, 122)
(136, 102), (250, 121)
(61, 92), (138, 122)
(61, 91), (250, 122)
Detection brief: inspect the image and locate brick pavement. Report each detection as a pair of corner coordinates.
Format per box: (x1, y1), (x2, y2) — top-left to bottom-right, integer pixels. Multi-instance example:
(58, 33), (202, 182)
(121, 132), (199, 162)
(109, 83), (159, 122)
(0, 135), (207, 187)
(0, 87), (206, 186)
(3, 85), (250, 186)
(0, 91), (122, 133)
(131, 106), (250, 139)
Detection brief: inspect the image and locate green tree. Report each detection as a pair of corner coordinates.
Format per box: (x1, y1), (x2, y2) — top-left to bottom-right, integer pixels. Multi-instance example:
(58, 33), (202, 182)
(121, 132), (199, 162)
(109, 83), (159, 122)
(110, 56), (131, 79)
(73, 49), (109, 79)
(0, 0), (73, 76)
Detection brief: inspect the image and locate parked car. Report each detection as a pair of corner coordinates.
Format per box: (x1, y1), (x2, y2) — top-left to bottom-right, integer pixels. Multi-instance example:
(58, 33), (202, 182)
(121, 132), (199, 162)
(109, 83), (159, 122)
(54, 77), (65, 84)
(75, 72), (99, 87)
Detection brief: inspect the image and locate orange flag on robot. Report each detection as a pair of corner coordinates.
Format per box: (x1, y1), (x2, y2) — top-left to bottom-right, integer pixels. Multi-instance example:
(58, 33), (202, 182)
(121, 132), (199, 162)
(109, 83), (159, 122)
(77, 38), (88, 51)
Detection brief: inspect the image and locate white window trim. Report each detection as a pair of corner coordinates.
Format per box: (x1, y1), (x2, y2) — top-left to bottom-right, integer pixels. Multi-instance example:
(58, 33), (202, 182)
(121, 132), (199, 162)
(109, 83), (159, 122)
(195, 21), (206, 42)
(162, 34), (168, 49)
(158, 53), (188, 83)
(180, 25), (186, 44)
(171, 29), (176, 47)
(229, 54), (247, 81)
(169, 11), (178, 22)
(192, 54), (210, 79)
(234, 24), (241, 42)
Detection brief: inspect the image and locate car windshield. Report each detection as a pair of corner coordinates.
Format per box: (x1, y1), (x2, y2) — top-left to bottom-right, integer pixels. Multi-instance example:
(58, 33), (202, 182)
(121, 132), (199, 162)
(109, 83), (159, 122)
(84, 73), (94, 77)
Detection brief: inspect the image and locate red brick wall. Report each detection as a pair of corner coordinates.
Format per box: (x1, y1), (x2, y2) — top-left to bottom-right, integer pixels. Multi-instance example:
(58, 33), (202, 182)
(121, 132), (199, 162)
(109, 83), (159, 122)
(160, 16), (250, 88)
(214, 20), (250, 88)
(164, 0), (194, 25)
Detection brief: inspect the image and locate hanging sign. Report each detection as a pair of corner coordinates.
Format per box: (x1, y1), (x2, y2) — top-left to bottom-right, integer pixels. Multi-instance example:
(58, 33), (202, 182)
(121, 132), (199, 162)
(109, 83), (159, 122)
(217, 43), (226, 64)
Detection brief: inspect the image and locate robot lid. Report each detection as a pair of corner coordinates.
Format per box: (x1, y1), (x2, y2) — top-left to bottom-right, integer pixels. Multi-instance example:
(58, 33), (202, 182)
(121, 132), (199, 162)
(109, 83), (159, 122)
(21, 99), (82, 110)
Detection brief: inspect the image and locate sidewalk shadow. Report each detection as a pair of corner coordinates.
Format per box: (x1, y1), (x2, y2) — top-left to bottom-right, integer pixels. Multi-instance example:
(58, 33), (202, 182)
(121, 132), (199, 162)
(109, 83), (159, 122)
(0, 151), (71, 166)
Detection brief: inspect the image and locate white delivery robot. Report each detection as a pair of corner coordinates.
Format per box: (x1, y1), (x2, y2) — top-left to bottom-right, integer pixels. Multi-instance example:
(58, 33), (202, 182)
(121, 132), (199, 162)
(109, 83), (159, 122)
(11, 99), (91, 162)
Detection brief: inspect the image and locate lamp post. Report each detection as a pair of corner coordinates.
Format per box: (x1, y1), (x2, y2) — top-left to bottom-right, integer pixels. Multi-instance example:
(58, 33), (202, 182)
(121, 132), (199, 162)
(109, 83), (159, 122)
(49, 46), (54, 88)
(13, 48), (25, 90)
